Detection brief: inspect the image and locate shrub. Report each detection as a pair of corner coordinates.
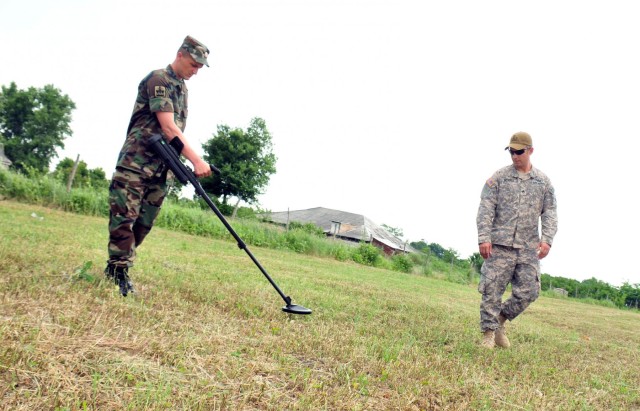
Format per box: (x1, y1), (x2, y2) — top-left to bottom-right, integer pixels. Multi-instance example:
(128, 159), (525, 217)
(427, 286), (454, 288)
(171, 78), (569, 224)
(280, 229), (312, 253)
(351, 243), (382, 266)
(332, 245), (351, 262)
(235, 206), (257, 219)
(391, 254), (413, 273)
(289, 221), (325, 237)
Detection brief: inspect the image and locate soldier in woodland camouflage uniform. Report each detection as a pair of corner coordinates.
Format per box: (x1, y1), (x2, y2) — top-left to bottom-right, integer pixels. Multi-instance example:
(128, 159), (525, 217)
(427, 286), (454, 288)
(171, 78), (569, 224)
(476, 132), (558, 349)
(105, 36), (212, 296)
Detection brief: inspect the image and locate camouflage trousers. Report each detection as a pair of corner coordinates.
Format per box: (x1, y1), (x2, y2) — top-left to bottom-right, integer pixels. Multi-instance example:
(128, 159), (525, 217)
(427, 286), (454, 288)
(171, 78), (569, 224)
(107, 168), (168, 268)
(478, 244), (540, 332)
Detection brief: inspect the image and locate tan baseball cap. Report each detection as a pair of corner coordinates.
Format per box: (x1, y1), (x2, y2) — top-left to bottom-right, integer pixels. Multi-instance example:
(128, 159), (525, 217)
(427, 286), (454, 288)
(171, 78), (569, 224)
(505, 131), (532, 150)
(181, 35), (210, 67)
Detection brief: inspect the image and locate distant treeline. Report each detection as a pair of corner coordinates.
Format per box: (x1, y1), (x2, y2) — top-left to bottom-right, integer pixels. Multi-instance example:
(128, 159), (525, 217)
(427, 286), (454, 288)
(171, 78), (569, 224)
(540, 273), (640, 310)
(409, 241), (640, 312)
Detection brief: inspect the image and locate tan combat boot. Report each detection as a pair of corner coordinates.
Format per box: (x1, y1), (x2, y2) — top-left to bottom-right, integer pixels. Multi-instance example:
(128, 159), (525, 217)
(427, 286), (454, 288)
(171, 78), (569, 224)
(495, 314), (510, 348)
(481, 330), (495, 349)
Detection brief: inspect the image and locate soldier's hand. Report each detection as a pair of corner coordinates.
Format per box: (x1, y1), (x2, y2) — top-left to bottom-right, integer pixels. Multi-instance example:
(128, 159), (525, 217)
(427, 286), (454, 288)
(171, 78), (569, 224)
(537, 242), (551, 260)
(479, 242), (492, 259)
(192, 159), (212, 178)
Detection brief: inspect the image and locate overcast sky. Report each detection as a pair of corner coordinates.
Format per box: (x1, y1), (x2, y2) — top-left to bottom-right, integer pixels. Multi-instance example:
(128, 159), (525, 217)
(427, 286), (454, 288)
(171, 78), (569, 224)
(2, 0), (639, 286)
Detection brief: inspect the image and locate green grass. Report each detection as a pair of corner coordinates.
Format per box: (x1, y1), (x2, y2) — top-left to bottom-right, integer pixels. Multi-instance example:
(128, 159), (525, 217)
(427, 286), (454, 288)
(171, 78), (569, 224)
(1, 200), (639, 410)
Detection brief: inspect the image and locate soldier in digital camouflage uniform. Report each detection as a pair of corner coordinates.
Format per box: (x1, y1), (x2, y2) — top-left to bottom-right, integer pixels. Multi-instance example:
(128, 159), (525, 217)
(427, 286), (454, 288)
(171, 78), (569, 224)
(105, 35), (213, 296)
(476, 131), (558, 349)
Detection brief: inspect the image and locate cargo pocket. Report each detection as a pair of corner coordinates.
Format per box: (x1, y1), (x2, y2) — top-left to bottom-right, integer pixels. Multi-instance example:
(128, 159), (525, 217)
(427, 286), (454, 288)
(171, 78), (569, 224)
(138, 203), (161, 229)
(108, 178), (128, 216)
(478, 262), (494, 294)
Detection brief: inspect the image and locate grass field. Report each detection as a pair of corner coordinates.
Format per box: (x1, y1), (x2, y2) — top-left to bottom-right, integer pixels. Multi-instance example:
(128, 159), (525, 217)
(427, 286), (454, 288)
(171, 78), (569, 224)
(1, 200), (639, 410)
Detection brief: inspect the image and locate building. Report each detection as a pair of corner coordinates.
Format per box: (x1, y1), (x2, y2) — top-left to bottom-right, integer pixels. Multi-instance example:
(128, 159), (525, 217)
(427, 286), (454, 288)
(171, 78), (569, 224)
(262, 207), (414, 256)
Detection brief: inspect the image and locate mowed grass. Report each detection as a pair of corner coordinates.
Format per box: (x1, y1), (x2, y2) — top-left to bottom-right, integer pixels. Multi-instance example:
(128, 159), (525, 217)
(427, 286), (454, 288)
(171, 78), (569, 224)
(1, 200), (639, 410)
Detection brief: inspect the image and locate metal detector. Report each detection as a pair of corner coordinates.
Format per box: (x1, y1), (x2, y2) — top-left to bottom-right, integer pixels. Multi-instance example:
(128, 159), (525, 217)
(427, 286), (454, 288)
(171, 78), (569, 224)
(150, 134), (312, 315)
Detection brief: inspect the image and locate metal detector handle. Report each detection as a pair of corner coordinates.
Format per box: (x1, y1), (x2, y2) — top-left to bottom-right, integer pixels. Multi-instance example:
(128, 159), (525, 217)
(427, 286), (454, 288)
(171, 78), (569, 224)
(168, 136), (221, 176)
(149, 135), (221, 180)
(149, 135), (190, 184)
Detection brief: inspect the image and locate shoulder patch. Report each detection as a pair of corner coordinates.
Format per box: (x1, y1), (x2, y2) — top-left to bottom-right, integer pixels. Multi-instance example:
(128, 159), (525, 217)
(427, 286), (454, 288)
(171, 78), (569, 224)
(486, 177), (496, 188)
(154, 86), (167, 98)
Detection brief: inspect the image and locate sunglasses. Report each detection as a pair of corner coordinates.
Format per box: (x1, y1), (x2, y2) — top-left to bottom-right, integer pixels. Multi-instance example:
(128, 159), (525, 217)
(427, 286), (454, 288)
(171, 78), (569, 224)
(508, 148), (528, 156)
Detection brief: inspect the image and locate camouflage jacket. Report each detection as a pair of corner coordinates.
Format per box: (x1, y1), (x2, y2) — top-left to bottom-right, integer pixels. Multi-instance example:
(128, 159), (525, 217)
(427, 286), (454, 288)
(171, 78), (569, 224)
(115, 64), (188, 177)
(476, 164), (558, 249)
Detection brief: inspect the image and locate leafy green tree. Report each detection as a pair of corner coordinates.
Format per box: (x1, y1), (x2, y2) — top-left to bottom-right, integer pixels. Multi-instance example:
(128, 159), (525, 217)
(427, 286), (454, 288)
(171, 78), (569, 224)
(0, 82), (76, 173)
(87, 169), (108, 189)
(201, 117), (277, 208)
(409, 240), (428, 253)
(579, 277), (617, 301)
(553, 276), (580, 296)
(428, 242), (446, 259)
(619, 282), (640, 309)
(443, 247), (459, 263)
(469, 252), (484, 273)
(381, 224), (403, 238)
(52, 157), (108, 189)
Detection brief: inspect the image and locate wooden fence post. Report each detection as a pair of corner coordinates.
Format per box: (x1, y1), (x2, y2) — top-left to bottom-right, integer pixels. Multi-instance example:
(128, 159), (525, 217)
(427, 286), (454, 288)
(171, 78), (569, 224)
(66, 154), (80, 193)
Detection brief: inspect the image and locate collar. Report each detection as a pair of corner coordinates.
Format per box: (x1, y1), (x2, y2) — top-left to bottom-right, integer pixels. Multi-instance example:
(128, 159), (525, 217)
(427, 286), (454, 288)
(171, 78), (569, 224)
(166, 64), (184, 84)
(509, 164), (538, 178)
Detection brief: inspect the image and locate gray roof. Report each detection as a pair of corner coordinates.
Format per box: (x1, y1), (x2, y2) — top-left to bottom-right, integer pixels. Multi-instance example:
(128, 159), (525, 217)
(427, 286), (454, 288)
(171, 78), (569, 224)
(263, 207), (413, 252)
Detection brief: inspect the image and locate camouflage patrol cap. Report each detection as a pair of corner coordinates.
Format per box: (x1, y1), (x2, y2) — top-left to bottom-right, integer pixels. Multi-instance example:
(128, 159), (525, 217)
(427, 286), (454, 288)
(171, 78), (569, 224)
(505, 131), (532, 150)
(181, 35), (210, 67)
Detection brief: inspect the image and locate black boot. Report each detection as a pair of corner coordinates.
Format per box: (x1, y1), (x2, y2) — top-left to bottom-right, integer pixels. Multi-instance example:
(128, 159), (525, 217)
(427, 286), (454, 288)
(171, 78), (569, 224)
(104, 262), (116, 283)
(114, 266), (135, 297)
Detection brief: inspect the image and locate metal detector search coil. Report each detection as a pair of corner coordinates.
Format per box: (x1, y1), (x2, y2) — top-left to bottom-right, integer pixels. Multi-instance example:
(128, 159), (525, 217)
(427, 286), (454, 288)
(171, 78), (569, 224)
(149, 134), (312, 315)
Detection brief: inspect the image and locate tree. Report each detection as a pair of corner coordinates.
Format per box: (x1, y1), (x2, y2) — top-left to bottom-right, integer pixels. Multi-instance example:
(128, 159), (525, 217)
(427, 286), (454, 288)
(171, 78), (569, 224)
(409, 240), (428, 252)
(443, 247), (460, 262)
(52, 157), (108, 190)
(579, 277), (616, 301)
(428, 242), (446, 259)
(381, 224), (403, 238)
(201, 117), (277, 212)
(0, 82), (76, 173)
(469, 252), (484, 273)
(619, 282), (640, 309)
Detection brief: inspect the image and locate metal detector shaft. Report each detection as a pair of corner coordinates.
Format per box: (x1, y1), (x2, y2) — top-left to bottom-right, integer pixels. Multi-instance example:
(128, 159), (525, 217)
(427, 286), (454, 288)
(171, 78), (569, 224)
(195, 182), (292, 301)
(149, 135), (311, 314)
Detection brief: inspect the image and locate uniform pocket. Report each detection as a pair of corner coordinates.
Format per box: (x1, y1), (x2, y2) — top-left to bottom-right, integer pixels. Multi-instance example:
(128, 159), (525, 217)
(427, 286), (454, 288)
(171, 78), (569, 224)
(478, 263), (488, 293)
(477, 275), (486, 294)
(478, 261), (496, 294)
(108, 178), (128, 216)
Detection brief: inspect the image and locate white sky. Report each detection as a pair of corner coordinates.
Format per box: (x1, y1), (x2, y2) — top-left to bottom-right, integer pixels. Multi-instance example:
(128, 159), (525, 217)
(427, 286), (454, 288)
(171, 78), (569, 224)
(2, 0), (639, 286)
